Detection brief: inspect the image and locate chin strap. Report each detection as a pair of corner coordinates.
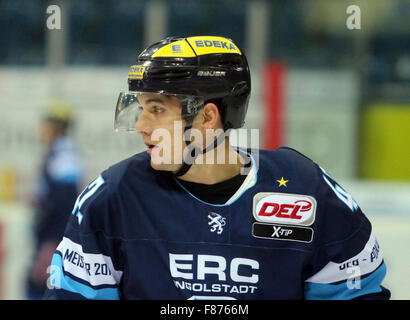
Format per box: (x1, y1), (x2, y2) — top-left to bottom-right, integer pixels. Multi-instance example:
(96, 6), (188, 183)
(173, 124), (228, 177)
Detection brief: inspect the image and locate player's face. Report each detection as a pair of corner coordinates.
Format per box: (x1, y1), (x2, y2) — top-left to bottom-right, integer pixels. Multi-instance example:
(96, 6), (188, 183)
(134, 93), (186, 172)
(40, 120), (62, 144)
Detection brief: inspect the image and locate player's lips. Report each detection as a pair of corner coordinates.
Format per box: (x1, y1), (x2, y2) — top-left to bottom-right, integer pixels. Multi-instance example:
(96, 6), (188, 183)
(144, 143), (158, 155)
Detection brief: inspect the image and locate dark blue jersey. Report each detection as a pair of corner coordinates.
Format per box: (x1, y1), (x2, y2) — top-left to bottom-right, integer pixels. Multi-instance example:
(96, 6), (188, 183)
(44, 147), (389, 300)
(34, 136), (83, 244)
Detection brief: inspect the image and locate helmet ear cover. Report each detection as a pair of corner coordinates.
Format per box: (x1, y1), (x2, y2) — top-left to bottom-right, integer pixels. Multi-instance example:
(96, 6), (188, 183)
(204, 81), (250, 130)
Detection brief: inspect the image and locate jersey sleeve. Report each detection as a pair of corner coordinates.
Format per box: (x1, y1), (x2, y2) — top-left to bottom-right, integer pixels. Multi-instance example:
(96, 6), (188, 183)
(304, 166), (390, 300)
(43, 174), (124, 300)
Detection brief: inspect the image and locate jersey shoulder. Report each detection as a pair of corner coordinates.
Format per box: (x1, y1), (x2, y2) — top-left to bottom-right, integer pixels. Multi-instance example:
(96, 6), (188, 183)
(68, 152), (154, 235)
(258, 146), (322, 192)
(258, 146), (369, 246)
(262, 146), (317, 169)
(104, 150), (151, 182)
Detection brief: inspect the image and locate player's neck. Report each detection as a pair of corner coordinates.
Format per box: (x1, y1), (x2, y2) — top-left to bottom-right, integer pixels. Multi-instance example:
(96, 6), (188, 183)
(177, 144), (245, 184)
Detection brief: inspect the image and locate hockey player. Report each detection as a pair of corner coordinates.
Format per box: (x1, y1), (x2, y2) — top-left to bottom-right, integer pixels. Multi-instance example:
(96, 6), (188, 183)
(27, 101), (83, 299)
(44, 36), (390, 300)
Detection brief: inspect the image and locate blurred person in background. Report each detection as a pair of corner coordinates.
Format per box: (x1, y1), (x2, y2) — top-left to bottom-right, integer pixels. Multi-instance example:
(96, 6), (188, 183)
(26, 101), (83, 299)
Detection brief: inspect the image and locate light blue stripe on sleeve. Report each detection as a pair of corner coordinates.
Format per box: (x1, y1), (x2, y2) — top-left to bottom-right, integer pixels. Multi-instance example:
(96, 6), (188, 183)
(50, 253), (120, 300)
(305, 262), (386, 300)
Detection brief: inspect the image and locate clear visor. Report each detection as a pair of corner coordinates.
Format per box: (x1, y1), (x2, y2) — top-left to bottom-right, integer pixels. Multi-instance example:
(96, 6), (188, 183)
(114, 91), (204, 131)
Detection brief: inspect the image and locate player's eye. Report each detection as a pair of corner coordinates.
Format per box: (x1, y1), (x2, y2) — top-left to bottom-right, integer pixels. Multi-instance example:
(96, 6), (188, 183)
(152, 106), (165, 113)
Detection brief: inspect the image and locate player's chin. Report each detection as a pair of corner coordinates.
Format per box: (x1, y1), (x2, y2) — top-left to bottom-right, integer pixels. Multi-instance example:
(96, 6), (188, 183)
(149, 158), (177, 172)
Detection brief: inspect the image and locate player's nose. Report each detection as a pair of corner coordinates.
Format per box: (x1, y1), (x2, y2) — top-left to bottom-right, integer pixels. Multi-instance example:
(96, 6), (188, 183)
(134, 113), (152, 136)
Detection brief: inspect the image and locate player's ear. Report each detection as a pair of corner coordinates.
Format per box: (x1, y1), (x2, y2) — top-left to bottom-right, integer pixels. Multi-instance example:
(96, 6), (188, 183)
(201, 102), (220, 130)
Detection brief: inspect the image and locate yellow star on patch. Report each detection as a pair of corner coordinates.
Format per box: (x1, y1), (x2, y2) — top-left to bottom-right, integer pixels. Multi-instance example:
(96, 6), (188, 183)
(276, 177), (289, 187)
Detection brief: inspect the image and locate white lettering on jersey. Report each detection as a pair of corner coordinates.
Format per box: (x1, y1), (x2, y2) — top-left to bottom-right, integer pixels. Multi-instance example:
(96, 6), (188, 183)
(305, 231), (383, 284)
(169, 254), (259, 284)
(197, 255), (227, 281)
(320, 167), (359, 212)
(57, 237), (123, 286)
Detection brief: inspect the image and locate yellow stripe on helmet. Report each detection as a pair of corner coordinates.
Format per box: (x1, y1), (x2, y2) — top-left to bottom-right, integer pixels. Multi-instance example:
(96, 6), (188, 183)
(151, 40), (196, 58)
(187, 36), (241, 56)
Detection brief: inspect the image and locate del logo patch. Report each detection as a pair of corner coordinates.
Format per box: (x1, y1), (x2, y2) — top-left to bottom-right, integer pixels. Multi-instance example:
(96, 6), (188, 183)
(253, 192), (316, 226)
(252, 193), (316, 242)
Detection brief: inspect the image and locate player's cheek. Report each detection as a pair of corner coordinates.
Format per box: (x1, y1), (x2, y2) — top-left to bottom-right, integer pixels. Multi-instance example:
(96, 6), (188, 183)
(157, 127), (172, 165)
(170, 132), (183, 165)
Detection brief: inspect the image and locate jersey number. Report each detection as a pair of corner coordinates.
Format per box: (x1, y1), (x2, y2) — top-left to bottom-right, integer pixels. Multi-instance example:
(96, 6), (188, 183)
(72, 175), (105, 224)
(320, 167), (358, 212)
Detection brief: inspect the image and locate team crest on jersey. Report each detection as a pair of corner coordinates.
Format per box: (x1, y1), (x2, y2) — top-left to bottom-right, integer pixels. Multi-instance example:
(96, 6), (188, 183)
(208, 212), (226, 235)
